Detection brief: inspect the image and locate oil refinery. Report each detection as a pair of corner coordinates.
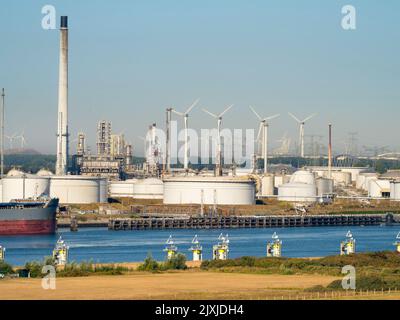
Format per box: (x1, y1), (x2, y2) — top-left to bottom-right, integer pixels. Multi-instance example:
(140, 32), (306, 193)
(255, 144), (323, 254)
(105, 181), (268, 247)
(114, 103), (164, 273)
(0, 15), (400, 216)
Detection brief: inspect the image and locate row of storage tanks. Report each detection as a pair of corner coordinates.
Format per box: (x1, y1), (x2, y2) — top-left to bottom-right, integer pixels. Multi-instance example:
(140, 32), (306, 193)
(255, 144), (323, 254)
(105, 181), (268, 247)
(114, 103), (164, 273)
(308, 167), (400, 200)
(355, 171), (400, 200)
(0, 169), (108, 204)
(3, 166), (400, 205)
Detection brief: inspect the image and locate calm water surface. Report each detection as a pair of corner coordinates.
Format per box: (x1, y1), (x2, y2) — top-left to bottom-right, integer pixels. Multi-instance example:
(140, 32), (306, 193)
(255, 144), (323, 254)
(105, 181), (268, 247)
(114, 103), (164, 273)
(0, 226), (398, 265)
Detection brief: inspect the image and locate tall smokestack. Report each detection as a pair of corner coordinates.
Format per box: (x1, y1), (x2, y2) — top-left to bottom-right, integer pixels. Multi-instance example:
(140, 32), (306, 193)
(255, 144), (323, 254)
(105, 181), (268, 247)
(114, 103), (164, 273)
(56, 16), (69, 175)
(328, 124), (332, 179)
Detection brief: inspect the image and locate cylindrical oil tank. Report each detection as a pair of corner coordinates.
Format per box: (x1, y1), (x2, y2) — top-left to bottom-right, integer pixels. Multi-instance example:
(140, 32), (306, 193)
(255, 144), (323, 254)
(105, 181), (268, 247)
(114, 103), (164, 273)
(6, 169), (24, 177)
(274, 175), (291, 188)
(2, 174), (51, 202)
(163, 177), (255, 205)
(356, 173), (378, 190)
(260, 175), (274, 196)
(132, 178), (164, 199)
(278, 183), (317, 202)
(316, 177), (334, 196)
(37, 169), (54, 176)
(330, 171), (352, 186)
(390, 181), (400, 200)
(340, 168), (370, 183)
(290, 170), (315, 185)
(50, 176), (107, 204)
(368, 179), (390, 198)
(109, 179), (138, 197)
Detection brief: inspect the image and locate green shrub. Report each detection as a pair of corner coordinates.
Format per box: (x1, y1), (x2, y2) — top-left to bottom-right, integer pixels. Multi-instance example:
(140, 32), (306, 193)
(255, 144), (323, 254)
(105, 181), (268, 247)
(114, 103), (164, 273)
(0, 261), (14, 275)
(24, 261), (45, 278)
(137, 254), (160, 271)
(162, 253), (187, 270)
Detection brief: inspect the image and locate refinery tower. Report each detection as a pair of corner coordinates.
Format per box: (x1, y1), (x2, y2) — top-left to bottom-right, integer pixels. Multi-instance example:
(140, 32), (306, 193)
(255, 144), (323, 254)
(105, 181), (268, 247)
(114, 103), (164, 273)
(56, 16), (69, 175)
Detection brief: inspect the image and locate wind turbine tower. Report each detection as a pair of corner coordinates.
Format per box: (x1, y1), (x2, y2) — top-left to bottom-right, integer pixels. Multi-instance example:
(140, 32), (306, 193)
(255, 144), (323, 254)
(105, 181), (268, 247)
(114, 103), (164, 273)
(203, 105), (234, 176)
(288, 112), (317, 158)
(172, 99), (199, 171)
(249, 106), (280, 174)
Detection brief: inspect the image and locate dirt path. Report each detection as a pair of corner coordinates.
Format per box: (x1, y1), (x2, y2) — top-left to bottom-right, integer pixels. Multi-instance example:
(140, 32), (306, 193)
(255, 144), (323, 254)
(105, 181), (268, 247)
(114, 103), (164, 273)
(0, 271), (339, 300)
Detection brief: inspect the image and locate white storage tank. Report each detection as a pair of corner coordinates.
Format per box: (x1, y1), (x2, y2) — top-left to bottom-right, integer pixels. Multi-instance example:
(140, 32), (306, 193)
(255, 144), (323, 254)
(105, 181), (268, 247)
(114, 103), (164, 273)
(2, 174), (51, 202)
(133, 178), (164, 199)
(316, 177), (334, 196)
(109, 179), (138, 197)
(0, 180), (2, 202)
(277, 170), (317, 202)
(290, 170), (315, 185)
(260, 175), (274, 197)
(356, 173), (378, 190)
(368, 179), (390, 198)
(278, 183), (317, 202)
(274, 175), (291, 188)
(6, 168), (24, 177)
(50, 176), (108, 204)
(390, 181), (400, 200)
(163, 176), (255, 205)
(330, 171), (352, 186)
(37, 169), (54, 176)
(340, 167), (370, 183)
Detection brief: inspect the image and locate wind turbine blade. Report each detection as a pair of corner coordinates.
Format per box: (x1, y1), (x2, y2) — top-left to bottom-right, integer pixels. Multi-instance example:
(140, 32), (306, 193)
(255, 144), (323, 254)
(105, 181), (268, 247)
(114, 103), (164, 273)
(288, 112), (301, 123)
(219, 104), (234, 117)
(185, 98), (200, 115)
(172, 110), (184, 117)
(202, 108), (218, 118)
(302, 113), (317, 123)
(264, 114), (280, 121)
(249, 106), (262, 121)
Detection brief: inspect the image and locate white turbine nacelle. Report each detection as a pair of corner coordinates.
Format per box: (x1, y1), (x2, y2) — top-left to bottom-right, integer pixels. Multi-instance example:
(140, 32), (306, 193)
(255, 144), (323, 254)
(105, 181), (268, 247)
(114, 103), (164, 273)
(288, 112), (317, 158)
(172, 99), (200, 171)
(249, 106), (280, 174)
(202, 104), (234, 176)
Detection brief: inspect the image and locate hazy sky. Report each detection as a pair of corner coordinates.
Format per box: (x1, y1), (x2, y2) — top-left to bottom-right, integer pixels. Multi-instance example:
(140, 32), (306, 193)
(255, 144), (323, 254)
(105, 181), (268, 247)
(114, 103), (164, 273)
(0, 0), (399, 155)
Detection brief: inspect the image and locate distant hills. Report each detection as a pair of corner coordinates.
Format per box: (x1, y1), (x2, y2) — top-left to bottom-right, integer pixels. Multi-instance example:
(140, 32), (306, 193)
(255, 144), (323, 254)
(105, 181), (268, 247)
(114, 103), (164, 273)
(4, 148), (42, 155)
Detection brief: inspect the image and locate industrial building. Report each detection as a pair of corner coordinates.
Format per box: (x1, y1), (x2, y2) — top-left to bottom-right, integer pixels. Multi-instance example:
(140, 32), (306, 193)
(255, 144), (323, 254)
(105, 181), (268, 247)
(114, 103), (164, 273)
(73, 120), (133, 180)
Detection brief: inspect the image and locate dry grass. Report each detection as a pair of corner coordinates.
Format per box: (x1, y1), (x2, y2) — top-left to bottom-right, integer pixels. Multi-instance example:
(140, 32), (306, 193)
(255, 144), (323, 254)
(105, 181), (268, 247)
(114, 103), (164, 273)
(0, 271), (338, 300)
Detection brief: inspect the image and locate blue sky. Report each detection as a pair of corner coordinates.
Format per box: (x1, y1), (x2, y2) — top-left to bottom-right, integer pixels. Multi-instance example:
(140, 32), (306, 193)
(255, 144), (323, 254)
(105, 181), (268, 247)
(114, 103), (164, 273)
(0, 0), (399, 155)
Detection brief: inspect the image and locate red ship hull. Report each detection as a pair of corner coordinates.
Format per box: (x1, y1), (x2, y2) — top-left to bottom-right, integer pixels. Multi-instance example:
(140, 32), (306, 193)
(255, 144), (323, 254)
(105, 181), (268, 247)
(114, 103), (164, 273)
(0, 199), (59, 235)
(0, 219), (56, 235)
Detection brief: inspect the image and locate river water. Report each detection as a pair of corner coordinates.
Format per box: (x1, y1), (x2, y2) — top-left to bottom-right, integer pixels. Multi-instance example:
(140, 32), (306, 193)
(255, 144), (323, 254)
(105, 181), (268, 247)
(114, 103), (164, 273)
(0, 226), (399, 266)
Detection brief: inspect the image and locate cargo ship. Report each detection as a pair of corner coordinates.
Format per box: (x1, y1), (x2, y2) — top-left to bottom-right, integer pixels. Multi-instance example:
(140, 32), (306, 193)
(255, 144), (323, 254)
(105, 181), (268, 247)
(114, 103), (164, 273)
(0, 198), (58, 235)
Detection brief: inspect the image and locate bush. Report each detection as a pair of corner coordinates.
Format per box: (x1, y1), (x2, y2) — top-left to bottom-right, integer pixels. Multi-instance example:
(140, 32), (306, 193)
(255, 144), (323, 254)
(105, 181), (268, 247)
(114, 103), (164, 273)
(0, 261), (14, 275)
(327, 275), (400, 291)
(24, 261), (45, 278)
(162, 253), (187, 271)
(137, 254), (160, 272)
(24, 259), (128, 278)
(137, 253), (188, 272)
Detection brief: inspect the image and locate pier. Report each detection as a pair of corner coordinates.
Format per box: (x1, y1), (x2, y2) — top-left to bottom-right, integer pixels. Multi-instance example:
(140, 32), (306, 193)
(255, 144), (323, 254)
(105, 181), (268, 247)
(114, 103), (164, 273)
(108, 213), (397, 231)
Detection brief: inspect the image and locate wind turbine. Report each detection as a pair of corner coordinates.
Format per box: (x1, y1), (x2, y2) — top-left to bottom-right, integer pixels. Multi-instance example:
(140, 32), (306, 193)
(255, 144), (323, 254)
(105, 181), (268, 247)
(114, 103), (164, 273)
(16, 131), (27, 149)
(5, 133), (17, 149)
(202, 104), (234, 176)
(249, 106), (280, 174)
(172, 99), (200, 170)
(288, 112), (317, 158)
